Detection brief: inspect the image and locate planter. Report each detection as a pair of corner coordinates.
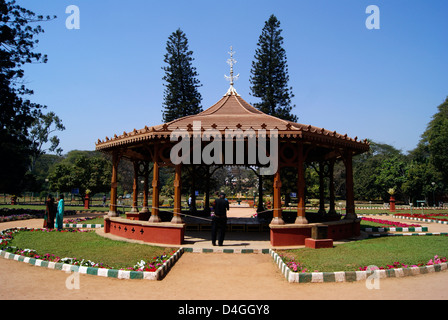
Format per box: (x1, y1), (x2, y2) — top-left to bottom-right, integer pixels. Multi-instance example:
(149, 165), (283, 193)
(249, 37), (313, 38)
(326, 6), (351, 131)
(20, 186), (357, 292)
(389, 196), (396, 212)
(84, 194), (90, 209)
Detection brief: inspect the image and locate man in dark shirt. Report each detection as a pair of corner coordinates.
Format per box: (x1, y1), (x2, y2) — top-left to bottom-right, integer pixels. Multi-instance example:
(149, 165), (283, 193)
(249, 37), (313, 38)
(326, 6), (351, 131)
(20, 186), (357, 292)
(211, 192), (229, 246)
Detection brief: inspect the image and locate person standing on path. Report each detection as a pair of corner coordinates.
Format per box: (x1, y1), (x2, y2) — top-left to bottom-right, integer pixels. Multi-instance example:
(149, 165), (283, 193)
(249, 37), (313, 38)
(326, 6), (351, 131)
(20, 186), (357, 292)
(211, 192), (229, 246)
(43, 195), (49, 228)
(55, 195), (65, 231)
(44, 195), (55, 229)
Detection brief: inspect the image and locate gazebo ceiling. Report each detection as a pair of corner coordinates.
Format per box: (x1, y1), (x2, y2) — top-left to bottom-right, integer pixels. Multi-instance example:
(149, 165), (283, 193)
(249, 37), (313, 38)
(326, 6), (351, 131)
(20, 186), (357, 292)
(95, 87), (370, 156)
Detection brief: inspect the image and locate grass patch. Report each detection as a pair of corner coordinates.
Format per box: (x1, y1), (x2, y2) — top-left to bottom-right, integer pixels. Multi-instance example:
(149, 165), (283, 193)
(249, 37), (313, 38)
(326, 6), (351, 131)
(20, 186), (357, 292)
(279, 236), (448, 272)
(6, 229), (175, 269)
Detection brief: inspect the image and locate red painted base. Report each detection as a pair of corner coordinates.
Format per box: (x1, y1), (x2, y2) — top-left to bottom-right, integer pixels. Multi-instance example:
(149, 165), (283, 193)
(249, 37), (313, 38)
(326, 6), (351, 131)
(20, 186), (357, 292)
(104, 217), (184, 245)
(305, 238), (333, 249)
(270, 225), (311, 247)
(327, 220), (361, 240)
(125, 212), (150, 221)
(270, 219), (361, 247)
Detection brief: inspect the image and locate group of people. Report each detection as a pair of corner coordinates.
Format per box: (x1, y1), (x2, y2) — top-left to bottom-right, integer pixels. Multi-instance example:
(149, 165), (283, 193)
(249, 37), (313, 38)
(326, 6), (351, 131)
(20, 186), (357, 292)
(43, 194), (65, 231)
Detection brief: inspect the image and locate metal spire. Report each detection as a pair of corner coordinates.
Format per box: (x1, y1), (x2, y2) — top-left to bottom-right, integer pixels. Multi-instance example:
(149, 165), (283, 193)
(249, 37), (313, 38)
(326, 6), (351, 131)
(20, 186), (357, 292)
(224, 46), (240, 96)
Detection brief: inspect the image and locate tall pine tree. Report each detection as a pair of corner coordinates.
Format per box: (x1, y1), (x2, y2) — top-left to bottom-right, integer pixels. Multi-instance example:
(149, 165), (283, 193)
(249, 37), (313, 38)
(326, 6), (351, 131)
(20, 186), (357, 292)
(162, 29), (202, 123)
(250, 15), (297, 122)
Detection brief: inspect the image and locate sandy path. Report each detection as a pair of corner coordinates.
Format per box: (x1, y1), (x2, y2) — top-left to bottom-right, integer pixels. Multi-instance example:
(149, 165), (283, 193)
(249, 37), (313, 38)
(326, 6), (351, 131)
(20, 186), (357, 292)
(1, 213), (448, 300)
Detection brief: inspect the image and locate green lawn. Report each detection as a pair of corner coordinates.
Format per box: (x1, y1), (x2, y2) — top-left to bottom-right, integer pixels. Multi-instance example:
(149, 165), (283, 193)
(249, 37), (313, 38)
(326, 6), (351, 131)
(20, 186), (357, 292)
(279, 235), (448, 272)
(5, 230), (175, 269)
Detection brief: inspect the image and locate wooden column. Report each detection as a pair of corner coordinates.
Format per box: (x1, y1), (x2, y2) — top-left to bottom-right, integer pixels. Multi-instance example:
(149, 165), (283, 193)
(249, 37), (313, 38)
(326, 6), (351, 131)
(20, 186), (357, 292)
(141, 162), (149, 213)
(204, 167), (211, 215)
(190, 165), (197, 213)
(271, 169), (284, 225)
(149, 146), (161, 223)
(344, 151), (357, 219)
(108, 151), (120, 217)
(131, 161), (139, 213)
(328, 160), (337, 216)
(257, 174), (264, 213)
(318, 161), (326, 214)
(171, 164), (184, 224)
(296, 142), (308, 224)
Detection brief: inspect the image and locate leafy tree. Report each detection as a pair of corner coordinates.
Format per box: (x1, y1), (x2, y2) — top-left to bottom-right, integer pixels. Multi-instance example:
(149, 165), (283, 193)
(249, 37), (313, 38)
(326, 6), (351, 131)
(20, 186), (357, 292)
(417, 97), (448, 183)
(48, 154), (112, 197)
(402, 161), (441, 205)
(47, 161), (73, 193)
(29, 111), (65, 171)
(374, 156), (408, 201)
(161, 28), (202, 123)
(405, 96), (448, 203)
(353, 141), (406, 201)
(71, 156), (112, 196)
(250, 14), (297, 122)
(0, 0), (56, 193)
(29, 153), (63, 192)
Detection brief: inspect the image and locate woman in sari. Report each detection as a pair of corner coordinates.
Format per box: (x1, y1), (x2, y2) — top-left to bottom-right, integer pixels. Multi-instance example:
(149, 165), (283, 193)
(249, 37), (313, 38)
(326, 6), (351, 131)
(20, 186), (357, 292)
(43, 197), (49, 228)
(44, 195), (54, 228)
(55, 194), (65, 231)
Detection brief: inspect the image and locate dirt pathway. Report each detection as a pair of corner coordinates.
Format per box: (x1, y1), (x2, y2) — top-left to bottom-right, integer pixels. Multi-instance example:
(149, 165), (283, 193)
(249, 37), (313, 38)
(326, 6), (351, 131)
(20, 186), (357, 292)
(1, 214), (448, 300)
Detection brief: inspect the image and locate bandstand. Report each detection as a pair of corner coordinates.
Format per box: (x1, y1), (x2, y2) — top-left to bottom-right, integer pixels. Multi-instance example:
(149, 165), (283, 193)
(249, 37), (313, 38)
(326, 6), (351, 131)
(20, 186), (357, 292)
(95, 53), (369, 248)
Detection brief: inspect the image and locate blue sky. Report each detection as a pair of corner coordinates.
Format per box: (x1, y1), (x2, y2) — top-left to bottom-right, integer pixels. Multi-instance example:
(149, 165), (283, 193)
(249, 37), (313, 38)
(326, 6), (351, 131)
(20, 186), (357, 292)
(16, 0), (448, 154)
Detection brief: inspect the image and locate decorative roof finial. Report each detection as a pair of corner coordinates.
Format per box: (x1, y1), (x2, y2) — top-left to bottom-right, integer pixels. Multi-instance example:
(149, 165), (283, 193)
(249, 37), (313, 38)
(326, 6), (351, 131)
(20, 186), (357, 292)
(224, 46), (240, 96)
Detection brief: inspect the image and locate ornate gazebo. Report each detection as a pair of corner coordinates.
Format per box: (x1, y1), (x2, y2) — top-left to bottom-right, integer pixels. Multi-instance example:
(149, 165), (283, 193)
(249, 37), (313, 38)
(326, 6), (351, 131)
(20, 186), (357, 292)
(96, 52), (369, 247)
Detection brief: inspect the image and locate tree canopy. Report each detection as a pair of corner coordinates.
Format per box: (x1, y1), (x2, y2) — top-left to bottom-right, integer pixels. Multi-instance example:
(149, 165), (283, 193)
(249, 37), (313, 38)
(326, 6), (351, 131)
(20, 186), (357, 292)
(47, 152), (112, 197)
(250, 14), (297, 122)
(0, 0), (57, 193)
(161, 28), (202, 123)
(418, 97), (448, 182)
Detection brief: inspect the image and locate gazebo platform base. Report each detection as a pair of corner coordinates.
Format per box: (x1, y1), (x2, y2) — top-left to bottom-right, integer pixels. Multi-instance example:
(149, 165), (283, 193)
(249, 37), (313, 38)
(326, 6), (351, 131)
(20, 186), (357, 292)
(104, 216), (185, 245)
(270, 219), (361, 247)
(103, 215), (360, 248)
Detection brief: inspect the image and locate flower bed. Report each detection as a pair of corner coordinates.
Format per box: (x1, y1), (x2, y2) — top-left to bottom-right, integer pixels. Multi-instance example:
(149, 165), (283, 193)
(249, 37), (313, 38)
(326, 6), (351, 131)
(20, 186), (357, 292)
(284, 258), (308, 273)
(394, 213), (448, 222)
(64, 217), (96, 224)
(0, 208), (77, 223)
(361, 217), (421, 228)
(0, 214), (35, 223)
(279, 252), (447, 274)
(0, 227), (182, 280)
(358, 255), (447, 271)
